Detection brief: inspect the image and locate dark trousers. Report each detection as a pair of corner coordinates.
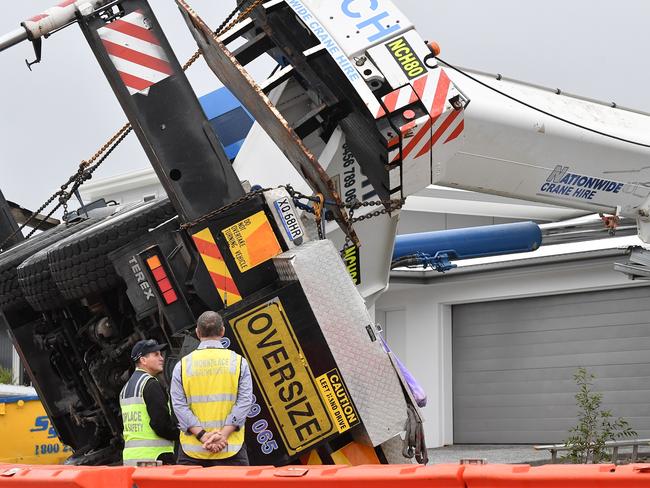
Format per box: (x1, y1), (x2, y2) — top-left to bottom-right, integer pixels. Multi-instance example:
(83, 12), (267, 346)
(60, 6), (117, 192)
(177, 444), (249, 467)
(158, 452), (176, 465)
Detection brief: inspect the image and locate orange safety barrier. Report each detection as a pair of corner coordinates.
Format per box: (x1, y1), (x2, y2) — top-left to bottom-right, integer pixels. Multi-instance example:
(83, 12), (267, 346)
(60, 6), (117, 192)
(132, 464), (465, 488)
(462, 463), (650, 488)
(1, 462), (648, 487)
(0, 464), (133, 488)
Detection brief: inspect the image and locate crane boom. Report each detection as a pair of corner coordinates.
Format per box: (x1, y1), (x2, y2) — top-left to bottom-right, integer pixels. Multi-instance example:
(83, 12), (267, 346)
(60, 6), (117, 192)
(442, 68), (650, 225)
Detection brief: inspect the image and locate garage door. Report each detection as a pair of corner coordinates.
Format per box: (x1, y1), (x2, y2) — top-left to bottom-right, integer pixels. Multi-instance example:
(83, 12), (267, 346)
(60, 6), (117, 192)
(453, 286), (650, 444)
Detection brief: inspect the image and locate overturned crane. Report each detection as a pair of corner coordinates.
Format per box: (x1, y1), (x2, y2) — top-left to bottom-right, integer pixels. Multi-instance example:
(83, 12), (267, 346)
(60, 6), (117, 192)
(0, 0), (650, 468)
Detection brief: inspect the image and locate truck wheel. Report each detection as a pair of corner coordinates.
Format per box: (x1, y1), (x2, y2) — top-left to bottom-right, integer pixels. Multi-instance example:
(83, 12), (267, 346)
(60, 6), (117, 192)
(17, 219), (100, 311)
(0, 222), (85, 312)
(49, 198), (175, 300)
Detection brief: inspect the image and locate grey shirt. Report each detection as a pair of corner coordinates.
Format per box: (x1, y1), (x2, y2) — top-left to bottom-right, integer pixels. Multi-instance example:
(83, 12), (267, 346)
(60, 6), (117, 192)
(170, 339), (253, 433)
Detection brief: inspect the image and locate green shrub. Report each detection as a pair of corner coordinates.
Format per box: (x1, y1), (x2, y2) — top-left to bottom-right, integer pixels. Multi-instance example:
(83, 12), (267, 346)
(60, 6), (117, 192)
(563, 367), (636, 463)
(0, 366), (12, 385)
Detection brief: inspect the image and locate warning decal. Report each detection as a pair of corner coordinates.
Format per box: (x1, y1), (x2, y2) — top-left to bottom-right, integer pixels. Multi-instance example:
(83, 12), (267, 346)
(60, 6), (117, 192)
(316, 369), (360, 433)
(192, 227), (242, 305)
(230, 298), (335, 454)
(222, 211), (282, 272)
(341, 244), (360, 285)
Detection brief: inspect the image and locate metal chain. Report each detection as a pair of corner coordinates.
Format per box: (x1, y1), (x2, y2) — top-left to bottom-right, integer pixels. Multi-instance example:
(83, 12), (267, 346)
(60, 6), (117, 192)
(181, 49), (203, 72)
(340, 197), (405, 250)
(347, 197), (405, 224)
(214, 0), (250, 35)
(25, 127), (133, 239)
(219, 0), (264, 37)
(287, 186), (404, 221)
(181, 184), (404, 236)
(0, 125), (133, 249)
(2, 2), (261, 251)
(182, 0), (264, 71)
(288, 185), (405, 244)
(85, 122), (132, 168)
(313, 193), (325, 240)
(180, 186), (273, 230)
(340, 203), (355, 251)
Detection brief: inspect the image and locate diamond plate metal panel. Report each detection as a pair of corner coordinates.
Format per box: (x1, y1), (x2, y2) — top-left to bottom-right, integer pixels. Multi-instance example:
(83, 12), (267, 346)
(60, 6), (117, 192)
(273, 240), (407, 446)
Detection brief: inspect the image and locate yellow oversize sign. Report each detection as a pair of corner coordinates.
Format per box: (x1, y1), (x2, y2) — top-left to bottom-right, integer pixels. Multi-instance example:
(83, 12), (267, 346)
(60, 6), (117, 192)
(230, 298), (335, 455)
(222, 211), (282, 272)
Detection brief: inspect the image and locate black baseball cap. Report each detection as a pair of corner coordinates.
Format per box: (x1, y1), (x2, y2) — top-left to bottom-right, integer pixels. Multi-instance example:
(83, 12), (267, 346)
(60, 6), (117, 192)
(131, 339), (167, 362)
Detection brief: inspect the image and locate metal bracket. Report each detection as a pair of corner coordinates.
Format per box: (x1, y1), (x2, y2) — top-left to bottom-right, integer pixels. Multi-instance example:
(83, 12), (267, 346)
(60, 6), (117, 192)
(25, 38), (42, 71)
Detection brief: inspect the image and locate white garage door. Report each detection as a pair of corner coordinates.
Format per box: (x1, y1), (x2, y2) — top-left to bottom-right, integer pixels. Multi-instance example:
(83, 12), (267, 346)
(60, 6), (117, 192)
(453, 286), (650, 444)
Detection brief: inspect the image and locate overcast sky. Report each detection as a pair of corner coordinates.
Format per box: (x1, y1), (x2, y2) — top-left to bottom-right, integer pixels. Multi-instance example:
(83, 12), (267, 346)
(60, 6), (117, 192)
(1, 1), (650, 213)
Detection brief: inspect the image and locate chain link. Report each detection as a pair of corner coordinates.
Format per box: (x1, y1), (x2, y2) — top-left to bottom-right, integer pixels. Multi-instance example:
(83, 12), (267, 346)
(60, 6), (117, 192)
(86, 122), (132, 168)
(25, 127), (133, 239)
(340, 203), (355, 250)
(0, 125), (133, 249)
(340, 197), (404, 250)
(180, 182), (403, 255)
(219, 0), (265, 37)
(181, 180), (405, 237)
(182, 0), (264, 71)
(285, 184), (404, 238)
(346, 197), (405, 224)
(284, 186), (404, 219)
(180, 186), (273, 230)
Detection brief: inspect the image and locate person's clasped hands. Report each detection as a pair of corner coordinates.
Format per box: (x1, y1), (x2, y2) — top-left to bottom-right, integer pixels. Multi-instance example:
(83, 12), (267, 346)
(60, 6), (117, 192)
(202, 430), (228, 453)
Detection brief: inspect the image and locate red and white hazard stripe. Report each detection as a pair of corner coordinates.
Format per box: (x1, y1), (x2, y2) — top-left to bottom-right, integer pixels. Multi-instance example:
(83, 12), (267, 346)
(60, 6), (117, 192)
(379, 84), (418, 116)
(397, 69), (464, 161)
(27, 0), (76, 22)
(23, 1), (107, 40)
(412, 71), (448, 120)
(415, 110), (462, 156)
(443, 119), (464, 144)
(370, 98), (386, 119)
(98, 10), (173, 96)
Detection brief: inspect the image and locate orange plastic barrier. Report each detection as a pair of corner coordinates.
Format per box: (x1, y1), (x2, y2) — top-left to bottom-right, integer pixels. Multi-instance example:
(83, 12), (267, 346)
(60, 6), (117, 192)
(463, 463), (650, 488)
(0, 462), (648, 487)
(132, 464), (465, 488)
(0, 464), (133, 488)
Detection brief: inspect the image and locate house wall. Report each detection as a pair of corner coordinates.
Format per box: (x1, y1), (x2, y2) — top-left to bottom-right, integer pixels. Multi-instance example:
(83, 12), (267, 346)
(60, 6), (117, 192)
(376, 254), (648, 447)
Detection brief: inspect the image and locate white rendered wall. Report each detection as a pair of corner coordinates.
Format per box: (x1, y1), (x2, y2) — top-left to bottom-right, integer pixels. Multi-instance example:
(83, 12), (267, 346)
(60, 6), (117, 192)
(376, 255), (649, 447)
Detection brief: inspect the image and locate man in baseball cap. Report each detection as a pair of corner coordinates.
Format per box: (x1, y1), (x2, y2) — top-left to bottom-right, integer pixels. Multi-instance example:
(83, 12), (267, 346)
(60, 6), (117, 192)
(119, 339), (178, 465)
(131, 339), (167, 362)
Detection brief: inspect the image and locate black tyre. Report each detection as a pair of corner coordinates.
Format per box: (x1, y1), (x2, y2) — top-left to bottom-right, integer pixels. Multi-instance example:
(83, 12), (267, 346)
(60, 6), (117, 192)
(49, 198), (175, 300)
(0, 221), (87, 312)
(17, 219), (100, 311)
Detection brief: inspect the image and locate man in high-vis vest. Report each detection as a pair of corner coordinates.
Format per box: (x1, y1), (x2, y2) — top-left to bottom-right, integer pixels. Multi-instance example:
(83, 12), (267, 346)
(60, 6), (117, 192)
(119, 338), (179, 466)
(171, 311), (253, 466)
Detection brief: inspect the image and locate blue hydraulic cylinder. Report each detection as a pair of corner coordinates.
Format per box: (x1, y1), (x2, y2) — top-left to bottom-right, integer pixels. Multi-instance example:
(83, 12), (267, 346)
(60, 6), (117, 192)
(392, 221), (542, 271)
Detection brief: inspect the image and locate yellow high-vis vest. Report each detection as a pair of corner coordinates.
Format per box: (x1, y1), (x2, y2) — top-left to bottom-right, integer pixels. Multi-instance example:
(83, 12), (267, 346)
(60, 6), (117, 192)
(120, 370), (174, 465)
(180, 347), (244, 459)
